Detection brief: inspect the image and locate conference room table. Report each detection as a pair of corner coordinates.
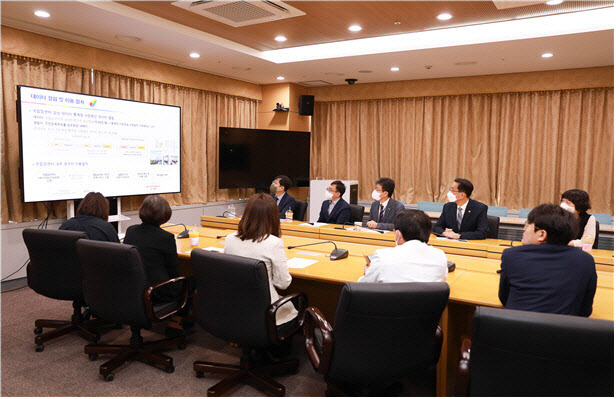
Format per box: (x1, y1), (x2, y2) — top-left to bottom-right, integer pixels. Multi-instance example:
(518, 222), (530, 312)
(170, 222), (614, 396)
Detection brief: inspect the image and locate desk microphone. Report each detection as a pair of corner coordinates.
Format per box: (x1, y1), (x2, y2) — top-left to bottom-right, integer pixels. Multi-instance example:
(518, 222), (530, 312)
(217, 211), (236, 218)
(287, 241), (349, 261)
(216, 235), (228, 239)
(334, 222), (355, 230)
(166, 223), (190, 239)
(498, 240), (514, 247)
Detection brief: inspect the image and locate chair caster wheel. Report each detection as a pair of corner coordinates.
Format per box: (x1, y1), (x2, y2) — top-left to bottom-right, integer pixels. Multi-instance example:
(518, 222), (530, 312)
(34, 327), (43, 335)
(35, 344), (44, 352)
(89, 354), (99, 361)
(104, 373), (114, 382)
(166, 365), (175, 373)
(196, 371), (204, 378)
(178, 343), (187, 350)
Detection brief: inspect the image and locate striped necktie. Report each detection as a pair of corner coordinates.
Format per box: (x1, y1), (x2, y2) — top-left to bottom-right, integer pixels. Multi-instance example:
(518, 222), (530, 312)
(457, 207), (463, 230)
(379, 204), (385, 222)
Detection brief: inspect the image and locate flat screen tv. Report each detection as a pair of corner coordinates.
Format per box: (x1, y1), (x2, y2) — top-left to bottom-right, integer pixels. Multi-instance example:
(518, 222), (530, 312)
(218, 127), (310, 189)
(18, 86), (181, 202)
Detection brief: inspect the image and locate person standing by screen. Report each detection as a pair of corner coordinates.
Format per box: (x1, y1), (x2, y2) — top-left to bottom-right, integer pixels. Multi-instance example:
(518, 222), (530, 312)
(59, 192), (120, 242)
(270, 175), (296, 219)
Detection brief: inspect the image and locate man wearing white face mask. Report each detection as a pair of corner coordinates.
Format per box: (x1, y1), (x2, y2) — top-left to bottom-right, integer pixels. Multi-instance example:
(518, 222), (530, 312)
(433, 178), (489, 240)
(359, 210), (448, 283)
(366, 177), (405, 231)
(317, 180), (351, 224)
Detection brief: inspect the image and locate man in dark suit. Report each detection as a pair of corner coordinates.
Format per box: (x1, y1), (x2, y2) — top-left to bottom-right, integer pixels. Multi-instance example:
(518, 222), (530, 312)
(317, 180), (351, 224)
(366, 177), (405, 231)
(498, 203), (597, 317)
(433, 178), (489, 240)
(270, 175), (296, 218)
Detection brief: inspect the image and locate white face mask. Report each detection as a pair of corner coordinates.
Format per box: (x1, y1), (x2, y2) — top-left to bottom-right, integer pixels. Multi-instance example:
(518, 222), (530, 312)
(560, 202), (575, 213)
(447, 191), (458, 202)
(372, 190), (383, 201)
(325, 191), (333, 200)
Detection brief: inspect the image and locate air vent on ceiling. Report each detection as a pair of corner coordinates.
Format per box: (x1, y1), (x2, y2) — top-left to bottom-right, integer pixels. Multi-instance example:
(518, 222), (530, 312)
(296, 80), (333, 87)
(171, 1), (305, 27)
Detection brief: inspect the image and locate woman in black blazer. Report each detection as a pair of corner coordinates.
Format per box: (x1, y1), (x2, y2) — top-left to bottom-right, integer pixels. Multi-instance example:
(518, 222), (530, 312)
(123, 195), (181, 304)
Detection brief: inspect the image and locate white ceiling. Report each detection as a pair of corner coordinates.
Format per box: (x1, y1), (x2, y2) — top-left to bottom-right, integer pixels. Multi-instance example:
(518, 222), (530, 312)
(1, 1), (614, 86)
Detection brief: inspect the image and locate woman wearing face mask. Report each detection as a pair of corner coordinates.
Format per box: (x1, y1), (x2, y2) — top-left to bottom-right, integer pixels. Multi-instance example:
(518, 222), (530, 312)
(560, 189), (597, 248)
(366, 177), (405, 231)
(317, 180), (351, 224)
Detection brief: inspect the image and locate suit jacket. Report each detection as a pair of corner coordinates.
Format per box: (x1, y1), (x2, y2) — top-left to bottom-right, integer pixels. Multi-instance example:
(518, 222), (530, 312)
(432, 198), (489, 240)
(368, 199), (405, 231)
(317, 198), (351, 224)
(123, 223), (181, 303)
(498, 244), (597, 317)
(272, 192), (296, 219)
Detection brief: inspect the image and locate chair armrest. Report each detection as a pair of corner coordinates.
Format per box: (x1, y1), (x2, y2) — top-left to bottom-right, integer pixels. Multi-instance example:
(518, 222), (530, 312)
(143, 276), (189, 322)
(303, 306), (334, 375)
(455, 335), (472, 397)
(434, 325), (444, 365)
(266, 292), (307, 342)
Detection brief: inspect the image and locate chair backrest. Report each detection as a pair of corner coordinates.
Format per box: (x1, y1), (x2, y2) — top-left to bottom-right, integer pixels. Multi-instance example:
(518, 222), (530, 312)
(76, 240), (150, 328)
(591, 213), (612, 225)
(327, 282), (450, 385)
(593, 220), (600, 249)
(22, 228), (88, 301)
(417, 201), (444, 213)
(486, 215), (499, 239)
(518, 208), (532, 219)
(191, 250), (272, 348)
(468, 306), (614, 397)
(349, 204), (364, 223)
(487, 206), (507, 217)
(294, 200), (308, 221)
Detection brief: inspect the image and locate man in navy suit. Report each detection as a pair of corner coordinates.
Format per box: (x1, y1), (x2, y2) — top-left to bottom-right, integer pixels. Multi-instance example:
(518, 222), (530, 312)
(317, 180), (351, 224)
(270, 175), (296, 218)
(433, 178), (489, 240)
(498, 203), (597, 317)
(366, 177), (405, 231)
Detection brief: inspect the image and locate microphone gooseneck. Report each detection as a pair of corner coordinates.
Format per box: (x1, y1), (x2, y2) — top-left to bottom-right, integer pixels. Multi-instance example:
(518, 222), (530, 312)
(334, 222), (356, 230)
(166, 223), (189, 239)
(287, 240), (348, 261)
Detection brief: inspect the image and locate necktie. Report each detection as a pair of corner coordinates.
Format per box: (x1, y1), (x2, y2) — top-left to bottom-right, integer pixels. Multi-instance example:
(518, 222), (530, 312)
(276, 196), (279, 203)
(379, 204), (385, 222)
(457, 207), (463, 230)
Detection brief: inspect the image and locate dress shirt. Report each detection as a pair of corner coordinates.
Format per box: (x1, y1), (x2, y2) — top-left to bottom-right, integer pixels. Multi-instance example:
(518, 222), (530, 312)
(456, 199), (469, 222)
(358, 240), (448, 283)
(275, 192), (285, 203)
(378, 198), (389, 221)
(224, 233), (298, 325)
(328, 198), (339, 215)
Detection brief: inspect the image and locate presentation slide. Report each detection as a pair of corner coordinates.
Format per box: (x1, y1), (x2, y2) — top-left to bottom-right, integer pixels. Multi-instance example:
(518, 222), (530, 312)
(18, 86), (181, 202)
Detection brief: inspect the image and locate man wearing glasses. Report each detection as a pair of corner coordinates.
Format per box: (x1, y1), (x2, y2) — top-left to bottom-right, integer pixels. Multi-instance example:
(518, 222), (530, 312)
(498, 203), (596, 316)
(317, 180), (351, 224)
(433, 178), (489, 240)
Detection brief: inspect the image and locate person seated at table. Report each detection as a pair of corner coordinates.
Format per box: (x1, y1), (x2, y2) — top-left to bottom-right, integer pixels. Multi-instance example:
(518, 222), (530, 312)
(123, 195), (184, 305)
(366, 177), (405, 231)
(270, 175), (296, 219)
(317, 180), (351, 224)
(224, 193), (298, 329)
(560, 189), (597, 248)
(433, 178), (489, 240)
(59, 191), (120, 242)
(358, 210), (448, 283)
(498, 203), (597, 317)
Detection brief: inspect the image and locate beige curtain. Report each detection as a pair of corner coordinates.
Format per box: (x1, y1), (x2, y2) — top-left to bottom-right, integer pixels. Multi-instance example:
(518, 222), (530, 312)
(1, 53), (257, 223)
(311, 88), (614, 214)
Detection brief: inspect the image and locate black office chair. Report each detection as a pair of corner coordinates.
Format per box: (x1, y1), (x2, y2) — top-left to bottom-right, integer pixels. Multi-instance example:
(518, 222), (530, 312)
(349, 204), (364, 224)
(456, 306), (614, 396)
(593, 220), (600, 249)
(191, 250), (307, 396)
(22, 228), (111, 352)
(294, 200), (308, 221)
(486, 215), (499, 239)
(76, 240), (189, 381)
(304, 282), (450, 396)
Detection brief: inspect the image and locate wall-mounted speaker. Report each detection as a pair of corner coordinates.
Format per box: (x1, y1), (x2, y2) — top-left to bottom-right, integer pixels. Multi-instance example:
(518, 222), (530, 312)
(298, 95), (314, 116)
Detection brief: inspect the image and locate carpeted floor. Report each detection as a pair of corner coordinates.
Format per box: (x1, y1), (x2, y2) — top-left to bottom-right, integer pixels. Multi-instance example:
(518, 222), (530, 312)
(1, 285), (435, 397)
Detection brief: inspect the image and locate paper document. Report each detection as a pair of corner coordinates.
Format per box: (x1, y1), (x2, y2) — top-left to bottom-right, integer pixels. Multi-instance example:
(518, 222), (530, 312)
(300, 222), (328, 227)
(287, 258), (319, 269)
(295, 251), (324, 257)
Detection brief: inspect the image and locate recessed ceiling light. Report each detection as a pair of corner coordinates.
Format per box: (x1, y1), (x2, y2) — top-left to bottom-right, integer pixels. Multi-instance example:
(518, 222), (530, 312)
(115, 35), (142, 43)
(394, 21), (401, 25)
(34, 10), (50, 18)
(277, 76), (285, 80)
(390, 67), (400, 71)
(348, 25), (362, 32)
(541, 52), (554, 58)
(437, 13), (452, 21)
(275, 35), (287, 42)
(189, 52), (200, 58)
(546, 0), (563, 5)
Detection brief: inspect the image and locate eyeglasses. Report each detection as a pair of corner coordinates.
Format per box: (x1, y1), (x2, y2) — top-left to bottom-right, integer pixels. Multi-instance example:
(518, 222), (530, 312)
(326, 188), (338, 193)
(524, 221), (540, 232)
(449, 187), (460, 193)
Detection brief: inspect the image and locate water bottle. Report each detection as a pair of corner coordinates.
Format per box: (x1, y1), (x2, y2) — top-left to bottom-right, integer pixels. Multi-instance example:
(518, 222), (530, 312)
(227, 203), (236, 218)
(285, 207), (293, 223)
